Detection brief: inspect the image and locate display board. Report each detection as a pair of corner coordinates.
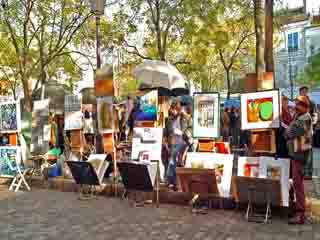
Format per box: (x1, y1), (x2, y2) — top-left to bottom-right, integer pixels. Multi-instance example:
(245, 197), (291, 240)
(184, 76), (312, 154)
(0, 100), (21, 133)
(31, 99), (50, 155)
(64, 95), (83, 130)
(237, 156), (289, 207)
(185, 152), (233, 197)
(0, 146), (22, 177)
(135, 90), (158, 122)
(131, 127), (163, 162)
(259, 157), (290, 207)
(241, 90), (280, 130)
(97, 97), (114, 134)
(193, 92), (220, 138)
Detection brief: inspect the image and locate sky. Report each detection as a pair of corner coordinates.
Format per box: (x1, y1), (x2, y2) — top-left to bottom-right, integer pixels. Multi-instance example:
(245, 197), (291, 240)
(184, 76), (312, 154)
(280, 0), (320, 13)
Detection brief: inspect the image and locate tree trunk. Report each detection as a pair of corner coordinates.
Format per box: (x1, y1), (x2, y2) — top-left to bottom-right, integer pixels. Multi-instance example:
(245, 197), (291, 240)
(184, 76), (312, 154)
(226, 69), (231, 99)
(254, 0), (266, 90)
(265, 0), (274, 73)
(22, 76), (33, 112)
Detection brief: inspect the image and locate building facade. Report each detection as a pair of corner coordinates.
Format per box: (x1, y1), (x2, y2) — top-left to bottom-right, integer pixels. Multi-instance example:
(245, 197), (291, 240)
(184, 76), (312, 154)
(274, 6), (320, 91)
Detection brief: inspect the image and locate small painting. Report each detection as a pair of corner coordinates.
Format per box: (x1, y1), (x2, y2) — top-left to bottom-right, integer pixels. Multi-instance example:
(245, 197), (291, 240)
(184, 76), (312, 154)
(193, 93), (219, 138)
(97, 97), (114, 133)
(241, 90), (280, 130)
(185, 152), (234, 197)
(0, 147), (21, 177)
(135, 91), (158, 122)
(238, 157), (260, 177)
(0, 101), (20, 132)
(267, 166), (282, 180)
(95, 66), (114, 97)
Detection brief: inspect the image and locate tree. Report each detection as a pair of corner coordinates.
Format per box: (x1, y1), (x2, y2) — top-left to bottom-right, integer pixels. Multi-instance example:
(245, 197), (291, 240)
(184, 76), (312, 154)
(254, 0), (266, 89)
(0, 0), (93, 111)
(297, 53), (320, 88)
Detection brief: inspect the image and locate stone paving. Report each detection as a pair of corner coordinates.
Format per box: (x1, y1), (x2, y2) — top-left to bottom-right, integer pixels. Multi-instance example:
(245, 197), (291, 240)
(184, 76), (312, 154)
(0, 189), (319, 240)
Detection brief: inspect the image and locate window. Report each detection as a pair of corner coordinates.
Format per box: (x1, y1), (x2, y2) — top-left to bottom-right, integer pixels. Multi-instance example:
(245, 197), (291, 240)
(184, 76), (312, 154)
(288, 32), (299, 52)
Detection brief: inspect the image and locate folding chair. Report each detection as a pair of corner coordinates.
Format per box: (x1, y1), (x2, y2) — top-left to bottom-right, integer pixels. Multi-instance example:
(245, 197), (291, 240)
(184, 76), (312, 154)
(5, 155), (31, 192)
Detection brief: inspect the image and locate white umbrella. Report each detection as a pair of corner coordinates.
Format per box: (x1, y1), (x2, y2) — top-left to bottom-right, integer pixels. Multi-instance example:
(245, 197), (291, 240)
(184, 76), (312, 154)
(133, 60), (187, 91)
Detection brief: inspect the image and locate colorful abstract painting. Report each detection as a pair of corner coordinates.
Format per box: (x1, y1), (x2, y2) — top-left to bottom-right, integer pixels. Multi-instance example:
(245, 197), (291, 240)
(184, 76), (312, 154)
(0, 101), (20, 132)
(193, 93), (219, 138)
(135, 91), (158, 122)
(97, 97), (114, 133)
(241, 90), (280, 130)
(238, 157), (260, 177)
(0, 147), (21, 177)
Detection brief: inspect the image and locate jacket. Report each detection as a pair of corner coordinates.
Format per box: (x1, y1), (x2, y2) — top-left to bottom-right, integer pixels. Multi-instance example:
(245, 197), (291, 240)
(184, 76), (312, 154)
(285, 112), (312, 159)
(165, 113), (193, 146)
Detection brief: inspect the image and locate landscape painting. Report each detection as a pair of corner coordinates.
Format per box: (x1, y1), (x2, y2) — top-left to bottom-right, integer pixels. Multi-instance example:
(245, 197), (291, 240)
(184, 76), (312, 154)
(241, 90), (280, 130)
(193, 93), (219, 138)
(0, 101), (20, 132)
(135, 91), (158, 122)
(0, 147), (21, 177)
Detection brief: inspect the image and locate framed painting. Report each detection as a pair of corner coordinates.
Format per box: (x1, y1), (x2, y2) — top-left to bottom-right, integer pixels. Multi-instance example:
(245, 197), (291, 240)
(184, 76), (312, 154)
(0, 101), (21, 133)
(135, 90), (158, 122)
(131, 127), (163, 162)
(95, 66), (114, 97)
(237, 156), (260, 178)
(185, 152), (234, 198)
(0, 146), (21, 177)
(64, 95), (83, 131)
(31, 100), (50, 155)
(241, 90), (280, 130)
(259, 157), (290, 207)
(97, 97), (114, 133)
(193, 92), (220, 139)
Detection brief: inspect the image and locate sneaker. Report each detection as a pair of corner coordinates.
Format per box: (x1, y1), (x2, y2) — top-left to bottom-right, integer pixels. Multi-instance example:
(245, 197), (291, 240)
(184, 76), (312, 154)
(288, 215), (305, 225)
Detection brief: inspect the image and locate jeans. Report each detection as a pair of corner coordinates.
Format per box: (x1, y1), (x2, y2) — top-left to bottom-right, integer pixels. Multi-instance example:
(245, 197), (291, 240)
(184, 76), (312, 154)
(166, 143), (185, 186)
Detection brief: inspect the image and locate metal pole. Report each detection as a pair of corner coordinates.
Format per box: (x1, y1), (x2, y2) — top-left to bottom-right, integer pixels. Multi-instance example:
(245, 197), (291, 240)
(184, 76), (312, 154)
(289, 52), (293, 100)
(95, 14), (103, 153)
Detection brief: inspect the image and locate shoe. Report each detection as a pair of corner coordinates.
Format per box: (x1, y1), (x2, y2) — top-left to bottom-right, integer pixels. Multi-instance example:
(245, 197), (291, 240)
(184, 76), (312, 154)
(288, 215), (305, 225)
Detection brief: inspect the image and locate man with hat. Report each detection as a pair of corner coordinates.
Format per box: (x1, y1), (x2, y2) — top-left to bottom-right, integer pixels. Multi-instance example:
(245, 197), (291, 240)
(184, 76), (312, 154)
(285, 95), (313, 224)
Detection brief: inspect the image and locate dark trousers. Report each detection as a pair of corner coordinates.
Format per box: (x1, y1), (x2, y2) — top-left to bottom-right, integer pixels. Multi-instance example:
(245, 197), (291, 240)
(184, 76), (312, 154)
(291, 159), (305, 214)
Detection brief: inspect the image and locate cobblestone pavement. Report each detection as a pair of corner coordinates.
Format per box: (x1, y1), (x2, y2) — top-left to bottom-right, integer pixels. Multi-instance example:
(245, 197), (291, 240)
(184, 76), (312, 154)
(0, 189), (319, 240)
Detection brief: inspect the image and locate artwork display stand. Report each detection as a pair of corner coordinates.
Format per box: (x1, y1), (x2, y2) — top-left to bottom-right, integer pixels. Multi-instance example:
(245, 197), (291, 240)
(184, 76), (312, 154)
(118, 160), (160, 208)
(233, 176), (282, 224)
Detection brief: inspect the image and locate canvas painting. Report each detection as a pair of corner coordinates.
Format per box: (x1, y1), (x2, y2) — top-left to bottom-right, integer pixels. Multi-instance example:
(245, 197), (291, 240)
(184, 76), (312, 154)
(259, 157), (290, 207)
(131, 127), (163, 162)
(0, 146), (21, 177)
(95, 67), (114, 97)
(193, 93), (219, 138)
(135, 91), (158, 122)
(64, 95), (81, 112)
(185, 152), (234, 197)
(97, 97), (114, 133)
(237, 157), (260, 177)
(0, 101), (21, 133)
(87, 154), (109, 184)
(31, 100), (50, 155)
(64, 111), (83, 130)
(241, 90), (280, 130)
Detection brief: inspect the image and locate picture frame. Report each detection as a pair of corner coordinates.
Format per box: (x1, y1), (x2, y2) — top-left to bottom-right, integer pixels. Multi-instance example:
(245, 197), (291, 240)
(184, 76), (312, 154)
(193, 92), (220, 139)
(97, 96), (114, 134)
(259, 157), (290, 207)
(0, 146), (22, 177)
(0, 100), (21, 133)
(185, 152), (234, 197)
(135, 90), (158, 122)
(241, 89), (280, 130)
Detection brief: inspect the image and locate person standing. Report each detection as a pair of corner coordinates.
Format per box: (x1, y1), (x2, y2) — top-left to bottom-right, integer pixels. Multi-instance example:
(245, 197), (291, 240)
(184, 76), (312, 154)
(299, 86), (317, 177)
(165, 100), (187, 190)
(221, 108), (230, 142)
(285, 96), (313, 224)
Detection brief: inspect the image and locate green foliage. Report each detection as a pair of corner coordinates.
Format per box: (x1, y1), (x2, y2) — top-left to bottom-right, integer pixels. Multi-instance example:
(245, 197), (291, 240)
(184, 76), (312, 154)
(297, 53), (320, 88)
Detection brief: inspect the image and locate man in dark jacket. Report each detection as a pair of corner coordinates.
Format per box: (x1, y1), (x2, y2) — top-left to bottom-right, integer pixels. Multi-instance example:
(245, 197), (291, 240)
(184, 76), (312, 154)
(286, 96), (313, 224)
